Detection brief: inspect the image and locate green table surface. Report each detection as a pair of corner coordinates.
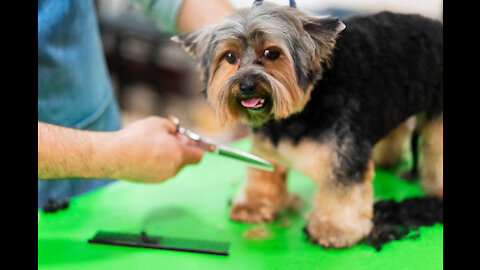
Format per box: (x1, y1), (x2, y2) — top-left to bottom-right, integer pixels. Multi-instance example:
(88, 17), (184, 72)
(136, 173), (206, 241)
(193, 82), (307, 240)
(38, 137), (443, 270)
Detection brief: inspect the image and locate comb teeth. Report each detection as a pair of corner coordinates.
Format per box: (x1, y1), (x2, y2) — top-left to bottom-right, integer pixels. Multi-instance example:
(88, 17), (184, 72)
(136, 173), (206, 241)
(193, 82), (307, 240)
(88, 231), (230, 256)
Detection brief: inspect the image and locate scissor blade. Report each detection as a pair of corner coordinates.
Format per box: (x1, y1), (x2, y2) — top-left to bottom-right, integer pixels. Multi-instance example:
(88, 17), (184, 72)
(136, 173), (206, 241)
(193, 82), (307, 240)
(176, 124), (274, 171)
(216, 144), (274, 171)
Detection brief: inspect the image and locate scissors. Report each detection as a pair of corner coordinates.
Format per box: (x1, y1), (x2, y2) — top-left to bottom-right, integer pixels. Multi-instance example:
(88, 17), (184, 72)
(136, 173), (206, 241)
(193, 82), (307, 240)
(168, 116), (274, 171)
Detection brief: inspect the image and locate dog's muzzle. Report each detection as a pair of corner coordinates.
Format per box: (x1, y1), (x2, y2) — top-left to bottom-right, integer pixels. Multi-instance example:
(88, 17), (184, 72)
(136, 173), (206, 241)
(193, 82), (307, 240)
(229, 69), (272, 111)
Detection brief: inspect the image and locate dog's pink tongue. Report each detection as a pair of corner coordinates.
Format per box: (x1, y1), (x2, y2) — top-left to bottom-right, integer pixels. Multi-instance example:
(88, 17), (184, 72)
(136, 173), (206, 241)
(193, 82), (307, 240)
(241, 98), (261, 108)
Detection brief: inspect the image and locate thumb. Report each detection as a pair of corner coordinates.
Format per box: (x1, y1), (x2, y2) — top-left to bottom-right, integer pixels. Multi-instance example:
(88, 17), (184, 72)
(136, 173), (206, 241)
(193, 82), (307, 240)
(181, 144), (205, 165)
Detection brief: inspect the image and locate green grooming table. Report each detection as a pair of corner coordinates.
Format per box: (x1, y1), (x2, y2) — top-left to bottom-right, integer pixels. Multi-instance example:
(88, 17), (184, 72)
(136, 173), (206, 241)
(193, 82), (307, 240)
(38, 137), (443, 270)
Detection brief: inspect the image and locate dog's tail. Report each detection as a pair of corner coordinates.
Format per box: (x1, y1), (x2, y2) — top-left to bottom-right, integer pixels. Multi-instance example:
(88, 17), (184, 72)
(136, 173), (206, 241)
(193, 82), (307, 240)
(400, 129), (420, 181)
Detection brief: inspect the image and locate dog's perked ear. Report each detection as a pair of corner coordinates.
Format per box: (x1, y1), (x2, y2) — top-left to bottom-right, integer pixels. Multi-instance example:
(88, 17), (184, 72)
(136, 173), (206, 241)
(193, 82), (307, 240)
(301, 17), (346, 66)
(302, 17), (346, 44)
(171, 26), (214, 63)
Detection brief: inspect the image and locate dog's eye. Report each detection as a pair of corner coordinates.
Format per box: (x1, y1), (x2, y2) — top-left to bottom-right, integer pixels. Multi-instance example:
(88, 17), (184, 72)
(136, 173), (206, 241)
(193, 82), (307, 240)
(225, 51), (237, 64)
(264, 48), (280, 60)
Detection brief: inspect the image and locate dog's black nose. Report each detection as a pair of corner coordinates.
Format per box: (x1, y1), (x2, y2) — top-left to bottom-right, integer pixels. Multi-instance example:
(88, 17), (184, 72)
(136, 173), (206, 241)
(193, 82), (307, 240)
(239, 79), (256, 95)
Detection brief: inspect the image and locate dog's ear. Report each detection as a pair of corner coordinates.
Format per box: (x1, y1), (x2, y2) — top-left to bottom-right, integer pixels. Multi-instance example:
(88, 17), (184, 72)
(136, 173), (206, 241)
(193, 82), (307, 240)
(301, 17), (345, 65)
(302, 17), (345, 44)
(171, 26), (213, 63)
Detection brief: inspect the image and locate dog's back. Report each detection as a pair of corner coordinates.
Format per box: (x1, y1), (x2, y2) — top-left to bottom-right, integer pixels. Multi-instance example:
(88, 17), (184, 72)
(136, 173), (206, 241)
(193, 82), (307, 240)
(320, 11), (443, 143)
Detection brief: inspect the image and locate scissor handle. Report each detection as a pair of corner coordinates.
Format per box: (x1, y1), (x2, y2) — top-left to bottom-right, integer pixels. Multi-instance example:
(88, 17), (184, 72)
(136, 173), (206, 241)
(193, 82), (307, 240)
(167, 115), (215, 151)
(168, 115), (196, 139)
(168, 115), (180, 131)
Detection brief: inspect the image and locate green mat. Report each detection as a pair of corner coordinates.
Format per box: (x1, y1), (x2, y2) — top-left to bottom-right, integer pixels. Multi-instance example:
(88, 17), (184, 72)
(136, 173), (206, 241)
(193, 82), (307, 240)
(38, 137), (443, 270)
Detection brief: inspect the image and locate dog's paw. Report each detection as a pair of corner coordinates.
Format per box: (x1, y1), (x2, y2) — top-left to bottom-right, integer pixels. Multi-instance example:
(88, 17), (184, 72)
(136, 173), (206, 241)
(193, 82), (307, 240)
(230, 200), (278, 223)
(305, 215), (373, 248)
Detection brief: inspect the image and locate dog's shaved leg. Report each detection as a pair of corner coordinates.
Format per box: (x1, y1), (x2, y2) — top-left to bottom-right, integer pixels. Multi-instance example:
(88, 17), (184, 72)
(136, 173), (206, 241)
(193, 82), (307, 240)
(373, 116), (416, 167)
(305, 160), (374, 248)
(230, 164), (288, 222)
(230, 135), (289, 222)
(419, 114), (443, 198)
(264, 138), (374, 248)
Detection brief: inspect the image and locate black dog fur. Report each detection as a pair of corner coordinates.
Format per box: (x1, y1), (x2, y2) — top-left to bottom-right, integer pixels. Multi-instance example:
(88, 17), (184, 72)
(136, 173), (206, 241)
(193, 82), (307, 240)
(254, 11), (443, 184)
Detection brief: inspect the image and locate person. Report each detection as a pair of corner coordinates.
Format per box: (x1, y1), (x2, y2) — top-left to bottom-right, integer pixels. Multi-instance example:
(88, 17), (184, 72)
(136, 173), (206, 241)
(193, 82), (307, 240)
(38, 0), (233, 208)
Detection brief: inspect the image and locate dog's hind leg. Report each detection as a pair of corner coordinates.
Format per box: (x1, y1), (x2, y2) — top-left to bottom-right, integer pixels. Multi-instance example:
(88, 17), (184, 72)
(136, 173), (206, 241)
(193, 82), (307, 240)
(230, 135), (289, 222)
(373, 116), (416, 168)
(419, 114), (443, 198)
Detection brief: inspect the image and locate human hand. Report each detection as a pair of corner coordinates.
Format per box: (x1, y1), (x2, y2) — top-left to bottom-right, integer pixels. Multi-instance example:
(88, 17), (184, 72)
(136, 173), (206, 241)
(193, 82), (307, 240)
(102, 116), (204, 183)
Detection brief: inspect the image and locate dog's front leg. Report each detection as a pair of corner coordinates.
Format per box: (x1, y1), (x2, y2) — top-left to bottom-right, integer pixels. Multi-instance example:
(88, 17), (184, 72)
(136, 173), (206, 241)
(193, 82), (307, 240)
(282, 138), (374, 248)
(230, 135), (289, 222)
(305, 160), (375, 248)
(230, 164), (288, 222)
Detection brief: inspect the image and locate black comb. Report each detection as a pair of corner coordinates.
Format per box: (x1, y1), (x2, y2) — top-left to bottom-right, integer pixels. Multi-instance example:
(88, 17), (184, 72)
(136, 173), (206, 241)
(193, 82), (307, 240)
(88, 231), (230, 256)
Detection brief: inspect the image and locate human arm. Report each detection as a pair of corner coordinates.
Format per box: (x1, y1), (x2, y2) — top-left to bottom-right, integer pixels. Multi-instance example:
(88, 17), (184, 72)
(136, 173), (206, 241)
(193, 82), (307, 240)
(38, 117), (203, 183)
(176, 0), (234, 33)
(130, 0), (234, 33)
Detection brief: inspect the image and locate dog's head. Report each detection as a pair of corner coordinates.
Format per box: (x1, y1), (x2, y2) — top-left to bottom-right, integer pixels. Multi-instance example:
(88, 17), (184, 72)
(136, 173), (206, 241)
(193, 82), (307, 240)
(172, 1), (345, 126)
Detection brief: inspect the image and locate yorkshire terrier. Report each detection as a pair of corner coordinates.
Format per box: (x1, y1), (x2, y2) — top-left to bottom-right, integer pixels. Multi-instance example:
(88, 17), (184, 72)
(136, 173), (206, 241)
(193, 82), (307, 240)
(173, 0), (443, 248)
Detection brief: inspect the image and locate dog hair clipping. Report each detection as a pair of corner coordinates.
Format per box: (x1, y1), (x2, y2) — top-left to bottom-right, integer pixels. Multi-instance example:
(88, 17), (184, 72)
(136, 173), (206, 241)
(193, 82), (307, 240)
(253, 0), (263, 7)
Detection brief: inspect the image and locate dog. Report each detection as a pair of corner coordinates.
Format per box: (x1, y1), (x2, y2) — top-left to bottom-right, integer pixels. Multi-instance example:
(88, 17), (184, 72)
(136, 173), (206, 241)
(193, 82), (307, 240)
(172, 0), (443, 248)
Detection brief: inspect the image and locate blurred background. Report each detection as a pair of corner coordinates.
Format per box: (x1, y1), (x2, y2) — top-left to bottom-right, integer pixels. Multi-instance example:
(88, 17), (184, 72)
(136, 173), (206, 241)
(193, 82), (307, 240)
(94, 0), (443, 143)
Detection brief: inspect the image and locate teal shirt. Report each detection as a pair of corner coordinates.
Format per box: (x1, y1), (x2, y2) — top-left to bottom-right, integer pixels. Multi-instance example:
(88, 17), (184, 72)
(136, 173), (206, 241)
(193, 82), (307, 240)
(38, 0), (184, 208)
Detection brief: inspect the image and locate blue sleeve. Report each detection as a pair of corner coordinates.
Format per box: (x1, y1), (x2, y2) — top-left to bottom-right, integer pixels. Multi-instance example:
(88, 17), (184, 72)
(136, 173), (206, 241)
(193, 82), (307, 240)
(129, 0), (185, 34)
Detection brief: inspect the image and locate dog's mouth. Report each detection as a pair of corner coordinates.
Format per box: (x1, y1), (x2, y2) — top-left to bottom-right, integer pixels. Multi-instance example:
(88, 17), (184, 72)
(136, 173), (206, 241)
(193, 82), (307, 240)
(236, 95), (273, 126)
(240, 97), (266, 110)
(230, 83), (274, 126)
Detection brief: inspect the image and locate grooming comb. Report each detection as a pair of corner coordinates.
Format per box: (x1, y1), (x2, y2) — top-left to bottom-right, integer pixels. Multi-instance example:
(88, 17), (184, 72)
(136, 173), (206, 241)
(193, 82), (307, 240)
(88, 231), (230, 256)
